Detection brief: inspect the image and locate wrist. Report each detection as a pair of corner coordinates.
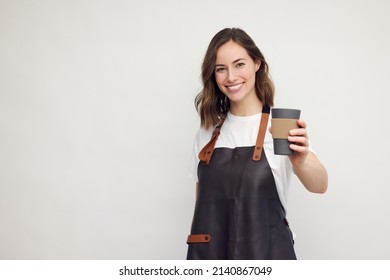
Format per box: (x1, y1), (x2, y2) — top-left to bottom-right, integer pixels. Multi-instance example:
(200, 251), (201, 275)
(291, 156), (308, 174)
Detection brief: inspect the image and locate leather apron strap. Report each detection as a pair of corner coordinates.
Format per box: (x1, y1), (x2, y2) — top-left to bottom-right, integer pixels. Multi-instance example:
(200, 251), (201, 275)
(198, 116), (226, 165)
(252, 105), (270, 161)
(186, 234), (211, 244)
(198, 105), (270, 164)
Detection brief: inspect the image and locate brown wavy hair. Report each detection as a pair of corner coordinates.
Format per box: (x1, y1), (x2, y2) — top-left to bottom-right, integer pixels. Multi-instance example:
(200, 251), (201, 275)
(195, 28), (275, 129)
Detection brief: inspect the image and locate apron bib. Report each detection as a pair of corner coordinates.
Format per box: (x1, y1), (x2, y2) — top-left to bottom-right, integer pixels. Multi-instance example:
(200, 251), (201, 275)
(186, 106), (296, 260)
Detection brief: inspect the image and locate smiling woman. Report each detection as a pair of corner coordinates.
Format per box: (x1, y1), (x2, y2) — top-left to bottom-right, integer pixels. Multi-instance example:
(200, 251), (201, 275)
(194, 28), (275, 130)
(186, 28), (328, 260)
(214, 42), (260, 113)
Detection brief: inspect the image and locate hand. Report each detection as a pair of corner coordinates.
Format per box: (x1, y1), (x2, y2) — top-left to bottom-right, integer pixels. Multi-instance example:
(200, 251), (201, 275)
(287, 119), (309, 168)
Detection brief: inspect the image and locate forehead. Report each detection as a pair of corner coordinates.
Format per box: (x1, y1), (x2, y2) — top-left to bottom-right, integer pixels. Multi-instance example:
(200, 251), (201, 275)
(215, 40), (250, 63)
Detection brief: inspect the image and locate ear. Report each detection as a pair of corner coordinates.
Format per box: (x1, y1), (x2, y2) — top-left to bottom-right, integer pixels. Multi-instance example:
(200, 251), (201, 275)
(255, 60), (261, 72)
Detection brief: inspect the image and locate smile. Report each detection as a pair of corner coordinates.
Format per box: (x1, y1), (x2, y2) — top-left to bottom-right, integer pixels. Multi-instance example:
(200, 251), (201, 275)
(226, 83), (244, 92)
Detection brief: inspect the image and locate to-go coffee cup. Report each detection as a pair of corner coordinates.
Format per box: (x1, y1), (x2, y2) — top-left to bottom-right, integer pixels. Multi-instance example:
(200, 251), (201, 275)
(271, 108), (301, 155)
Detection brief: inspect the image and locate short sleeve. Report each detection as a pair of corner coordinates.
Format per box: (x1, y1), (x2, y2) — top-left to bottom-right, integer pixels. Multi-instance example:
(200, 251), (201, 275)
(188, 134), (199, 182)
(187, 128), (213, 182)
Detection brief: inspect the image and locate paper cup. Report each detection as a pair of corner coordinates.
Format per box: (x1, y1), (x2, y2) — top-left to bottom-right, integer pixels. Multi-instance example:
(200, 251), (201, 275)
(271, 108), (301, 155)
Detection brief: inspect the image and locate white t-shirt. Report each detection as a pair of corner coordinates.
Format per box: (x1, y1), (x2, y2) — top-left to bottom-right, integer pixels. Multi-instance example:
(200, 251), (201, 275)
(188, 111), (308, 212)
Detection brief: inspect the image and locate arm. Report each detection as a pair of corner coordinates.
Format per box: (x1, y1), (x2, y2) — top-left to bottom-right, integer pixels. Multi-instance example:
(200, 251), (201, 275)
(288, 119), (328, 193)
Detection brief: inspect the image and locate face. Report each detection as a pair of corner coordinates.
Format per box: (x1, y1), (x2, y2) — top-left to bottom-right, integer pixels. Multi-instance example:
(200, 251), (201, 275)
(214, 40), (260, 106)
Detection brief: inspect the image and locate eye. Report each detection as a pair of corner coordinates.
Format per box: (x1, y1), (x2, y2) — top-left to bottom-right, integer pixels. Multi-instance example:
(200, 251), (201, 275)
(236, 62), (245, 68)
(215, 67), (226, 73)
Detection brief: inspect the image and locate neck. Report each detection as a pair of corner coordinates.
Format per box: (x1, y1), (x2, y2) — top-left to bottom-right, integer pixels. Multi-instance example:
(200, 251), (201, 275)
(229, 96), (263, 116)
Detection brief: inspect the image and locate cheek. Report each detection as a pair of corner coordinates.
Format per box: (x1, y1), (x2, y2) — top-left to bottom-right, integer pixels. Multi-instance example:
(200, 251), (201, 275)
(242, 69), (256, 83)
(214, 73), (225, 86)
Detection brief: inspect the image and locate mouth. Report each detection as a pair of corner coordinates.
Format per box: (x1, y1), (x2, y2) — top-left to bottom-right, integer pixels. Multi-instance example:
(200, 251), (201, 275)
(225, 82), (244, 92)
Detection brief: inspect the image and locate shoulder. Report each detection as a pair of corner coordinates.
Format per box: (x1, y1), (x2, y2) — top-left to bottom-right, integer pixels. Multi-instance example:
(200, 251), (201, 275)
(193, 126), (213, 152)
(194, 126), (213, 142)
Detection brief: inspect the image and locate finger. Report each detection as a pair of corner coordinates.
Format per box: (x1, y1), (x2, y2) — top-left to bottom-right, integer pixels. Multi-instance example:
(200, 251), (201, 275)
(268, 126), (272, 133)
(289, 143), (309, 153)
(289, 128), (307, 136)
(297, 119), (306, 128)
(288, 136), (308, 146)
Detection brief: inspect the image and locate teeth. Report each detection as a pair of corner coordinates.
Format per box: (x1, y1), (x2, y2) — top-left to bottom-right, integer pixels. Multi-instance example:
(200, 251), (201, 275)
(227, 83), (242, 90)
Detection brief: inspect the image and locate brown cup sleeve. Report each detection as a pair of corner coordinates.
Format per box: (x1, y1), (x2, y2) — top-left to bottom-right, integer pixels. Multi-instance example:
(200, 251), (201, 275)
(271, 118), (299, 139)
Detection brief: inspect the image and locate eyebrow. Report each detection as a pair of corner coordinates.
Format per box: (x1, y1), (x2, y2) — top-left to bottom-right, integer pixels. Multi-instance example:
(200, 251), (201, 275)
(215, 58), (246, 67)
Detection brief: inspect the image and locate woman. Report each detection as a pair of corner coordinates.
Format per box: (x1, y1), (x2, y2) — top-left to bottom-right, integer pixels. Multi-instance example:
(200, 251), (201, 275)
(186, 28), (328, 260)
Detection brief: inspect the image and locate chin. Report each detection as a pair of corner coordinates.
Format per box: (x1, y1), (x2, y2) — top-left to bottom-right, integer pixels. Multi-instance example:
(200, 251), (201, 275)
(225, 93), (244, 103)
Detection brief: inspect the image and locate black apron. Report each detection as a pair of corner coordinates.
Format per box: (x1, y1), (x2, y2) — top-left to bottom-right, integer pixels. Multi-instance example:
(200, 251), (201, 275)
(186, 106), (296, 260)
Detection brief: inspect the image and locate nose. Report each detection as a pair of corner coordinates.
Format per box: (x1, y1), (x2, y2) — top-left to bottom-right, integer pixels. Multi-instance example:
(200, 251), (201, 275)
(227, 68), (237, 82)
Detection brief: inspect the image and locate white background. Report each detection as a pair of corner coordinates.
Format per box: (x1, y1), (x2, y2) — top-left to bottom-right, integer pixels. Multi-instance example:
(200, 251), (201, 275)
(1, 0), (389, 259)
